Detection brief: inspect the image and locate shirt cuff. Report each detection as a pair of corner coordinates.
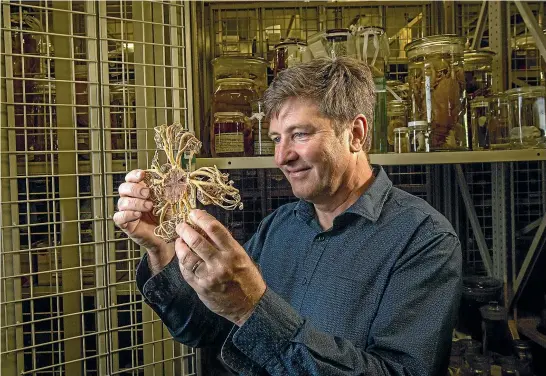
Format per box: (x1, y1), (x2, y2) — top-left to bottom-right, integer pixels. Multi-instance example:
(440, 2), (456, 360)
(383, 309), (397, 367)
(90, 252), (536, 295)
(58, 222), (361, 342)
(232, 288), (304, 367)
(136, 253), (184, 307)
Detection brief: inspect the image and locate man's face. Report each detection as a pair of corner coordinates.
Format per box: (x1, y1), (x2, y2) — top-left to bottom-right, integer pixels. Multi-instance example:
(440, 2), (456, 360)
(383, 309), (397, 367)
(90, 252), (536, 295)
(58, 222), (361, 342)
(269, 98), (353, 203)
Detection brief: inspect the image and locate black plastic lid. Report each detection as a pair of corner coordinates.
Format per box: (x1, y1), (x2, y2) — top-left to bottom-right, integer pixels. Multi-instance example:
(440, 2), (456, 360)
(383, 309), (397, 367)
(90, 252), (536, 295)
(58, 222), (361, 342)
(479, 301), (508, 321)
(462, 276), (503, 301)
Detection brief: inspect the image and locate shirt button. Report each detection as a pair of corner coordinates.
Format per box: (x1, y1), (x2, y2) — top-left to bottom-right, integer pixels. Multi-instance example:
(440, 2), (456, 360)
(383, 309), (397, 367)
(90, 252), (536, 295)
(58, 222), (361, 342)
(302, 277), (308, 285)
(316, 235), (325, 242)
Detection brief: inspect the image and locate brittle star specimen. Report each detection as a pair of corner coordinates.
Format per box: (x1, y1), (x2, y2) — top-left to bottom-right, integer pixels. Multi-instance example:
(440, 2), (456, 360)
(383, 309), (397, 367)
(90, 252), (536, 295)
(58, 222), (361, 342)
(143, 123), (243, 243)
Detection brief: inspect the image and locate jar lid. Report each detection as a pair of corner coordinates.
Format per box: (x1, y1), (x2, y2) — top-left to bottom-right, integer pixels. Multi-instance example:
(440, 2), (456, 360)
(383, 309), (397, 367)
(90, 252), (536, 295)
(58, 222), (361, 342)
(464, 49), (496, 60)
(405, 34), (465, 58)
(212, 55), (268, 66)
(357, 26), (385, 36)
(388, 100), (407, 109)
(479, 301), (508, 321)
(215, 111), (245, 117)
(325, 28), (350, 39)
(394, 127), (409, 132)
(462, 276), (503, 301)
(470, 96), (491, 108)
(408, 120), (428, 127)
(274, 38), (307, 48)
(513, 339), (532, 351)
(216, 77), (256, 85)
(505, 86), (546, 98)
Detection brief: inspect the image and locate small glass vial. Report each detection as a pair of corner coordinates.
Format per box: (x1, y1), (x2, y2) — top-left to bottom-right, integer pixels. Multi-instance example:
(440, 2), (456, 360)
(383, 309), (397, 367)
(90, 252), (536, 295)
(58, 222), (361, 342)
(470, 96), (491, 150)
(408, 121), (430, 152)
(387, 101), (408, 152)
(393, 127), (410, 153)
(212, 112), (247, 157)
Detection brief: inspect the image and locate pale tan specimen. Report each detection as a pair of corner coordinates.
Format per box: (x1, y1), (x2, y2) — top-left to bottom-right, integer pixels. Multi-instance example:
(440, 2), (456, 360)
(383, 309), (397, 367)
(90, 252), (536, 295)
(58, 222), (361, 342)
(143, 123), (243, 243)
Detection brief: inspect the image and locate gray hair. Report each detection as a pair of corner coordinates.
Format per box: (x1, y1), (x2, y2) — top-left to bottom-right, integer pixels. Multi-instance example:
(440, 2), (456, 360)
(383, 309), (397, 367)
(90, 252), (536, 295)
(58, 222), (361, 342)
(263, 56), (376, 151)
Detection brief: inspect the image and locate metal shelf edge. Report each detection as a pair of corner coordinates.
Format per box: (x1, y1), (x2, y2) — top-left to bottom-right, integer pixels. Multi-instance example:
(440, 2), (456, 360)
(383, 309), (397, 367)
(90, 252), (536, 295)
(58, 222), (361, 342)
(196, 150), (546, 169)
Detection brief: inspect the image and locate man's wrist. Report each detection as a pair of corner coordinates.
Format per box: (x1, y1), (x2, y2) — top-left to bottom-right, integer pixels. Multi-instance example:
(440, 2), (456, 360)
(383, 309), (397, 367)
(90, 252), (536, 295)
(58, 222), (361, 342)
(147, 242), (175, 276)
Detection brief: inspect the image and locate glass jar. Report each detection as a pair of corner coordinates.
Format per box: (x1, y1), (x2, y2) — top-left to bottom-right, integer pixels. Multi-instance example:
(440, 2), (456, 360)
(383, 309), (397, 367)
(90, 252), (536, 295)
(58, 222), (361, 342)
(211, 56), (268, 96)
(393, 127), (410, 153)
(488, 94), (511, 150)
(387, 101), (407, 152)
(212, 78), (258, 117)
(408, 121), (430, 152)
(212, 112), (250, 157)
(405, 35), (467, 151)
(251, 100), (274, 156)
(324, 29), (353, 58)
(355, 26), (389, 77)
(505, 86), (546, 149)
(464, 49), (495, 100)
(273, 39), (307, 76)
(470, 96), (491, 150)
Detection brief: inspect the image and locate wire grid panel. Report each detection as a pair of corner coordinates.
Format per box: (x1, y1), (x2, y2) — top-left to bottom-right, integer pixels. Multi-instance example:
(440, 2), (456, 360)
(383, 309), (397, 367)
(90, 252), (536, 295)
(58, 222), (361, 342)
(455, 1), (489, 49)
(461, 163), (494, 275)
(512, 161), (546, 273)
(509, 1), (545, 87)
(1, 1), (198, 376)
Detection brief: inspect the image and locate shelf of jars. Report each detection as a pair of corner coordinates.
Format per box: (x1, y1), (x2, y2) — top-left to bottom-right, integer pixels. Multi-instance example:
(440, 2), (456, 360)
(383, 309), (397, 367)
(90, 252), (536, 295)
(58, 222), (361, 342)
(196, 149), (546, 170)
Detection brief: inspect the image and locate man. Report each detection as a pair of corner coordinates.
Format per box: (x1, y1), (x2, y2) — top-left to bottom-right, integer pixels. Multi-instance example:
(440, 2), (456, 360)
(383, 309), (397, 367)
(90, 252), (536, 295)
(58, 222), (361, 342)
(114, 57), (462, 375)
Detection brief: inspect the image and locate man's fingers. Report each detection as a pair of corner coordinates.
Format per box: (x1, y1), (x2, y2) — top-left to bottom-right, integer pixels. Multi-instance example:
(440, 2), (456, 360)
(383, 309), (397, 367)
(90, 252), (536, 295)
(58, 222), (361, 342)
(113, 210), (142, 229)
(125, 169), (146, 183)
(175, 238), (204, 277)
(176, 222), (216, 262)
(188, 209), (235, 251)
(119, 182), (150, 200)
(117, 197), (153, 212)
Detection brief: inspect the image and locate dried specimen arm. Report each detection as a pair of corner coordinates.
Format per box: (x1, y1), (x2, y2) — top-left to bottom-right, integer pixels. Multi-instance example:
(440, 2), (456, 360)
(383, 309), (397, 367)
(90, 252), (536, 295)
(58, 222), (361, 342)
(142, 123), (242, 243)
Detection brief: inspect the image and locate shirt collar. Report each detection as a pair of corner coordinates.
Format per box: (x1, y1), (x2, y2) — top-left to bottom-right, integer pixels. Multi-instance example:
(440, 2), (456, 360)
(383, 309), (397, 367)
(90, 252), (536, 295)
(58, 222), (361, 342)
(293, 165), (392, 224)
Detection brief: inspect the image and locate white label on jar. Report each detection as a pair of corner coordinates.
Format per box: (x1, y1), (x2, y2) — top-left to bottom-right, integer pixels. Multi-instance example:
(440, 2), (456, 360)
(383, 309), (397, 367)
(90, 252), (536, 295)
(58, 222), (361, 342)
(254, 140), (275, 155)
(216, 133), (244, 154)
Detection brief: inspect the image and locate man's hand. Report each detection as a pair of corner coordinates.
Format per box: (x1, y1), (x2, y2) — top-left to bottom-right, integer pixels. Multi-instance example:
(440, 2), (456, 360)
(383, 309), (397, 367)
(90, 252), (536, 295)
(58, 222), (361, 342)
(113, 169), (173, 273)
(175, 209), (266, 326)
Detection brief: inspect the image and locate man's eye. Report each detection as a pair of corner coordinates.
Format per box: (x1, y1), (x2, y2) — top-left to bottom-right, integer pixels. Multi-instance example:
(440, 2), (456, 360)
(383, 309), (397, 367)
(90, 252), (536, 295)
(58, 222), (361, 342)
(271, 136), (281, 144)
(294, 132), (307, 139)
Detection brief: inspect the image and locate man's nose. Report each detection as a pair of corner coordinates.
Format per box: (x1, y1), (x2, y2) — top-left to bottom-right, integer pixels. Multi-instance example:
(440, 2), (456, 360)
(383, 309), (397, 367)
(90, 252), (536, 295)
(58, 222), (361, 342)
(274, 140), (297, 166)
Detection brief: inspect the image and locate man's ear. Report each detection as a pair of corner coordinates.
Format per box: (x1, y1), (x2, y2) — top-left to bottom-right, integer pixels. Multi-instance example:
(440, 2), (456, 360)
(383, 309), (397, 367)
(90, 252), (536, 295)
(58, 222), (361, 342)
(349, 114), (367, 153)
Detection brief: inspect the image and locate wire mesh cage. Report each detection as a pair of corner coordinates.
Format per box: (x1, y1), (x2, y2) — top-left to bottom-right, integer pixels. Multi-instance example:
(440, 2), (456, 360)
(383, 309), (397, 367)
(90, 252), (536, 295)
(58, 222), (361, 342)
(1, 1), (198, 375)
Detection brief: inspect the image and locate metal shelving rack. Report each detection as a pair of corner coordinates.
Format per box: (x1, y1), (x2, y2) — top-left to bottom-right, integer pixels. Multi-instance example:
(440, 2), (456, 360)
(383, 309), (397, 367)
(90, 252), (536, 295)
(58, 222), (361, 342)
(193, 0), (546, 354)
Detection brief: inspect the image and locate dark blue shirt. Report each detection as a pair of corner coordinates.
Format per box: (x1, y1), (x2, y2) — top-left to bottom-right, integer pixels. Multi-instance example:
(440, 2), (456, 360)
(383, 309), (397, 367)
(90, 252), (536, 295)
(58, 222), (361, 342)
(136, 165), (462, 375)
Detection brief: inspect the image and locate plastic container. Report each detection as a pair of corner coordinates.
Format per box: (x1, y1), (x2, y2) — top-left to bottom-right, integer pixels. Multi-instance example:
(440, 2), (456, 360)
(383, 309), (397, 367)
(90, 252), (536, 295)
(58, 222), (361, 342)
(211, 112), (251, 157)
(387, 101), (408, 152)
(211, 56), (268, 95)
(273, 39), (307, 76)
(464, 49), (495, 100)
(393, 127), (410, 153)
(458, 276), (503, 340)
(480, 302), (511, 356)
(505, 86), (546, 149)
(405, 35), (467, 150)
